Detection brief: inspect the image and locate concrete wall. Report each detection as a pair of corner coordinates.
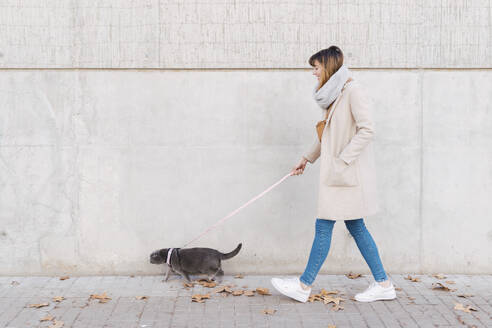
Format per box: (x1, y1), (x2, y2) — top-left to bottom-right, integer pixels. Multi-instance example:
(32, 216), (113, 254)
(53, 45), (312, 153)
(0, 0), (490, 68)
(1, 1), (491, 275)
(1, 69), (491, 275)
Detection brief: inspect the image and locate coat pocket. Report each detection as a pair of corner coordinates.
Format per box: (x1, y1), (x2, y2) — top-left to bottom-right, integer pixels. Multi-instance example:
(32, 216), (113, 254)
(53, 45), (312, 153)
(326, 157), (359, 187)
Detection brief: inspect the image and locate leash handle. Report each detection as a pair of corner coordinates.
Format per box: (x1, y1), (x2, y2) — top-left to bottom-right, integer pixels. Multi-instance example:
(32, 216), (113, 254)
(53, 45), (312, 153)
(182, 172), (293, 248)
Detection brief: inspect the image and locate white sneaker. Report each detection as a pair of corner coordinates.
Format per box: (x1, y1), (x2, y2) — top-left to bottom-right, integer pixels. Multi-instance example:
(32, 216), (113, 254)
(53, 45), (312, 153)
(354, 280), (397, 302)
(270, 276), (311, 303)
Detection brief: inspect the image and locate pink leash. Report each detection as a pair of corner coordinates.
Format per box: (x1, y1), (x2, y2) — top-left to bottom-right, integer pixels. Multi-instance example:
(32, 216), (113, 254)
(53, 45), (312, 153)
(182, 172), (293, 248)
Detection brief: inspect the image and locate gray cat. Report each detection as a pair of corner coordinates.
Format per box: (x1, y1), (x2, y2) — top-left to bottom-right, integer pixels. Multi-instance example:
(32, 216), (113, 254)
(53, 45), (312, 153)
(150, 243), (242, 283)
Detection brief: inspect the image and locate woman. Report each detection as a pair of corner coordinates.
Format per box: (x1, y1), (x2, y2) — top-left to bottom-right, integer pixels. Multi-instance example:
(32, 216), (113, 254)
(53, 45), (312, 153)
(270, 46), (396, 303)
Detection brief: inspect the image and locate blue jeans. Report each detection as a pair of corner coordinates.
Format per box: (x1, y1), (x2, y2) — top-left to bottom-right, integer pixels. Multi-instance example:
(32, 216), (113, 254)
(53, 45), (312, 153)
(299, 218), (388, 286)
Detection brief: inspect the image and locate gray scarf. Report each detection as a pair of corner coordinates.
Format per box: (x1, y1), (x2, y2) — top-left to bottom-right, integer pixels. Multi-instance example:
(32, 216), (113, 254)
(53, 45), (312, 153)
(312, 64), (352, 109)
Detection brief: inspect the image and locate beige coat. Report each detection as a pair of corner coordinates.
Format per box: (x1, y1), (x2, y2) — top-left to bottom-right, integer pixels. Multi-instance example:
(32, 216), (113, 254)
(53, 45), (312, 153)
(303, 80), (379, 220)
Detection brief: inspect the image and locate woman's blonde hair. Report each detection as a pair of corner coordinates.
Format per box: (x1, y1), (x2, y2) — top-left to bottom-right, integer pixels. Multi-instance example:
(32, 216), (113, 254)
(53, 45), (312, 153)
(309, 46), (344, 91)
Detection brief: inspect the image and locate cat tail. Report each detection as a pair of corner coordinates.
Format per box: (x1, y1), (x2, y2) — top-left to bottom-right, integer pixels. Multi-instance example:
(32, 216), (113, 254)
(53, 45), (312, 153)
(220, 243), (242, 260)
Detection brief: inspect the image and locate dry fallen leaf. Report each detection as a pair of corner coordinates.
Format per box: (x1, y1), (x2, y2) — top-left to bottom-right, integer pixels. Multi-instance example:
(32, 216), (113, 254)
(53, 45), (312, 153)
(28, 303), (49, 308)
(457, 294), (473, 298)
(308, 294), (321, 302)
(345, 272), (362, 279)
(243, 290), (255, 297)
(242, 285), (248, 288)
(232, 290), (244, 296)
(89, 292), (111, 303)
(135, 296), (148, 300)
(432, 273), (446, 279)
(331, 304), (344, 311)
(49, 320), (64, 328)
(40, 315), (54, 322)
(456, 315), (467, 325)
(183, 282), (194, 288)
(320, 289), (339, 295)
(445, 280), (455, 284)
(431, 282), (456, 292)
(395, 287), (402, 291)
(408, 296), (416, 300)
(256, 287), (271, 295)
(323, 296), (344, 305)
(191, 293), (210, 303)
(214, 286), (233, 294)
(328, 325), (337, 328)
(262, 309), (276, 315)
(52, 296), (65, 303)
(308, 290), (345, 307)
(59, 276), (70, 281)
(404, 275), (420, 282)
(197, 279), (217, 288)
(234, 273), (244, 279)
(454, 302), (478, 313)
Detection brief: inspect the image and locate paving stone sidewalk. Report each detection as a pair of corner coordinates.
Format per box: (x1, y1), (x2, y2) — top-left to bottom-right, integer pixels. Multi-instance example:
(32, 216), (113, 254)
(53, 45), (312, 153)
(0, 274), (491, 328)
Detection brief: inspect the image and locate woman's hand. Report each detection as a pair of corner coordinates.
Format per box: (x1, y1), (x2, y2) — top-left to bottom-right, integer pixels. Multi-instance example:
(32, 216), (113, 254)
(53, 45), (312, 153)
(292, 157), (308, 175)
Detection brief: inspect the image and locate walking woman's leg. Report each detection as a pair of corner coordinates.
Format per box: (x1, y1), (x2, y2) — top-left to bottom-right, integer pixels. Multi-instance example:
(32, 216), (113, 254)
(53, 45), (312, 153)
(344, 218), (388, 283)
(299, 218), (336, 286)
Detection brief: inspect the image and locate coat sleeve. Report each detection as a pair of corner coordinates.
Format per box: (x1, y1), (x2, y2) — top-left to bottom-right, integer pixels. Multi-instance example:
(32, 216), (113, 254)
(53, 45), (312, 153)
(338, 85), (375, 165)
(303, 135), (321, 163)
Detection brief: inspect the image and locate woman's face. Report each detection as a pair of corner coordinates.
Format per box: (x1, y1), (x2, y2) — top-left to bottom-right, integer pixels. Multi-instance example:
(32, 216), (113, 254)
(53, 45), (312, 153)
(312, 60), (322, 81)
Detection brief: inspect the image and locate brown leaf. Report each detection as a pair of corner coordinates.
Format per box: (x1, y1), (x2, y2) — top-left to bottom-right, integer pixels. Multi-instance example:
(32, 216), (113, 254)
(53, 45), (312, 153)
(322, 296), (344, 305)
(197, 280), (217, 288)
(320, 289), (339, 296)
(408, 296), (416, 300)
(40, 315), (54, 322)
(214, 286), (232, 293)
(256, 287), (271, 295)
(49, 320), (64, 328)
(243, 290), (255, 297)
(242, 285), (248, 288)
(234, 273), (244, 279)
(345, 272), (362, 279)
(52, 296), (65, 303)
(328, 325), (337, 328)
(89, 292), (111, 303)
(183, 282), (194, 288)
(431, 282), (456, 292)
(331, 304), (344, 311)
(135, 296), (148, 300)
(395, 287), (402, 291)
(445, 280), (455, 284)
(432, 273), (446, 279)
(232, 290), (244, 296)
(28, 303), (49, 308)
(262, 309), (276, 315)
(454, 302), (478, 313)
(191, 293), (210, 303)
(59, 276), (70, 281)
(404, 275), (420, 282)
(457, 294), (473, 298)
